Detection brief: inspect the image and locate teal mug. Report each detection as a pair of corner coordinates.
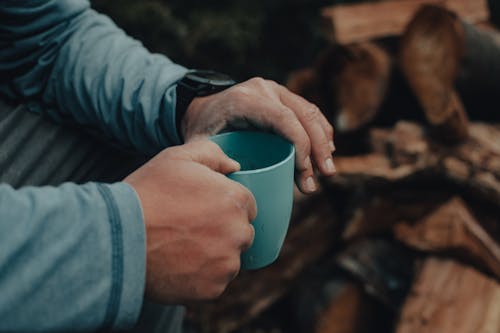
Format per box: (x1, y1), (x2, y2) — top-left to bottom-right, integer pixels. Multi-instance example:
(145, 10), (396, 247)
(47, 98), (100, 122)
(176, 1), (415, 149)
(210, 131), (295, 270)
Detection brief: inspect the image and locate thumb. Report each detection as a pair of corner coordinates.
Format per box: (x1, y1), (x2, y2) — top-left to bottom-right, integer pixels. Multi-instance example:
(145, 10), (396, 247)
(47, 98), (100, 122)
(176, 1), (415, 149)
(178, 139), (241, 174)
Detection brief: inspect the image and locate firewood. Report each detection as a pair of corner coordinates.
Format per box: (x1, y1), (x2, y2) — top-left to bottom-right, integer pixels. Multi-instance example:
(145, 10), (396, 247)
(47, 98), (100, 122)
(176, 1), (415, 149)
(335, 239), (415, 308)
(401, 5), (500, 143)
(394, 197), (500, 280)
(328, 121), (500, 207)
(289, 239), (414, 333)
(187, 194), (341, 333)
(287, 42), (392, 133)
(291, 274), (386, 333)
(395, 258), (500, 333)
(321, 0), (489, 44)
(400, 5), (469, 142)
(314, 282), (370, 333)
(342, 190), (451, 241)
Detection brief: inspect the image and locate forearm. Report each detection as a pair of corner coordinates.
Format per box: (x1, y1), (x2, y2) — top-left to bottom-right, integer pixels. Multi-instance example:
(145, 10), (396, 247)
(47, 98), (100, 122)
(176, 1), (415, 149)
(0, 182), (145, 332)
(0, 0), (188, 154)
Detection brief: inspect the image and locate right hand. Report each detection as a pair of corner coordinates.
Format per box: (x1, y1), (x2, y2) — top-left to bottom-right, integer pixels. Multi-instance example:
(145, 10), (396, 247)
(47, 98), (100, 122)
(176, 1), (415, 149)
(124, 140), (257, 303)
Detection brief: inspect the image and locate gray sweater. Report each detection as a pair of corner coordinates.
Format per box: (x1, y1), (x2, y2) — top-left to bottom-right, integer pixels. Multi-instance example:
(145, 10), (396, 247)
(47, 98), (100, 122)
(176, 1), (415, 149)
(0, 0), (188, 331)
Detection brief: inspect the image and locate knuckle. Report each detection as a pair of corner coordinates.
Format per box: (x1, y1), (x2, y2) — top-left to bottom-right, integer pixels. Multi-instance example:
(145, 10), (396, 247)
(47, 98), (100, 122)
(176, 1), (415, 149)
(304, 105), (320, 123)
(160, 146), (181, 160)
(275, 106), (293, 123)
(223, 186), (253, 217)
(243, 224), (255, 248)
(326, 123), (335, 137)
(228, 85), (251, 99)
(297, 134), (311, 156)
(234, 186), (255, 214)
(249, 76), (266, 86)
(203, 284), (226, 300)
(226, 258), (241, 278)
(266, 79), (279, 87)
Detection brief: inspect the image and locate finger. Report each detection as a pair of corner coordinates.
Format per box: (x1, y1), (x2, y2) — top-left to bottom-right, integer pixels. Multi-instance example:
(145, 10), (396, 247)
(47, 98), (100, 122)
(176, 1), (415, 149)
(278, 87), (336, 176)
(240, 223), (255, 252)
(167, 140), (241, 174)
(233, 182), (258, 222)
(276, 84), (335, 149)
(318, 109), (336, 152)
(245, 99), (317, 193)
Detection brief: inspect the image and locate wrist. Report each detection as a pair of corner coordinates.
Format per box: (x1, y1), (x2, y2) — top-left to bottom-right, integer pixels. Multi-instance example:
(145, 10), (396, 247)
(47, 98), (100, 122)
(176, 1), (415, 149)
(175, 70), (236, 141)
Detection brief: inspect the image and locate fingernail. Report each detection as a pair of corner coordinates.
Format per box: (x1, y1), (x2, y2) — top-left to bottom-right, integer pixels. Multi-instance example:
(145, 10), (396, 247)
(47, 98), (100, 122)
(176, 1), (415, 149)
(231, 159), (241, 170)
(304, 156), (312, 169)
(304, 176), (316, 192)
(329, 141), (336, 152)
(325, 157), (336, 174)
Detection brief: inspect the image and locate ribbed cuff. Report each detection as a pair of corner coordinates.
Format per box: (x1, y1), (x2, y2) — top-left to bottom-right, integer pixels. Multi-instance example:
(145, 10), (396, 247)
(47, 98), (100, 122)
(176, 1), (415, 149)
(97, 182), (146, 330)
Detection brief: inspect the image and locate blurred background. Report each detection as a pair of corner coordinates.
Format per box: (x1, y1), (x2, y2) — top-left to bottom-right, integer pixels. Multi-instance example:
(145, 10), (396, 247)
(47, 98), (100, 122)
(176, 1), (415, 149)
(89, 1), (500, 333)
(91, 0), (348, 82)
(90, 0), (500, 82)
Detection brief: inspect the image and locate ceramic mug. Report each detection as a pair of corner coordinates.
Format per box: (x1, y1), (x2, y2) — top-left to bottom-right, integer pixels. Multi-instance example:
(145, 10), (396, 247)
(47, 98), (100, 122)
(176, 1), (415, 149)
(210, 131), (295, 269)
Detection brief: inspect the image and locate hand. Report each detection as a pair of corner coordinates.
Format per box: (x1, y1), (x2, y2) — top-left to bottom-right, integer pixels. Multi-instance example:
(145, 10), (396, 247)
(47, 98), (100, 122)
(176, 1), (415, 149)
(181, 77), (336, 193)
(124, 140), (256, 303)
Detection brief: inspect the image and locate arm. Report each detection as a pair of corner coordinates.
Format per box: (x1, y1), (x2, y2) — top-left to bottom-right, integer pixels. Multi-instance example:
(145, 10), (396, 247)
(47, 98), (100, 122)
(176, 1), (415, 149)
(0, 0), (187, 154)
(0, 182), (145, 332)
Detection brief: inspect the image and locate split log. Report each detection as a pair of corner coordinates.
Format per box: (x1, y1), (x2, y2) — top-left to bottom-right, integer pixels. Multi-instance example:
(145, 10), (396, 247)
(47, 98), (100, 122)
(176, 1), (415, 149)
(287, 42), (392, 133)
(401, 5), (500, 143)
(394, 197), (500, 280)
(313, 282), (372, 333)
(328, 121), (500, 207)
(341, 190), (451, 241)
(395, 258), (500, 333)
(335, 239), (415, 308)
(400, 5), (468, 142)
(187, 194), (341, 333)
(321, 0), (489, 44)
(289, 239), (414, 333)
(291, 274), (387, 333)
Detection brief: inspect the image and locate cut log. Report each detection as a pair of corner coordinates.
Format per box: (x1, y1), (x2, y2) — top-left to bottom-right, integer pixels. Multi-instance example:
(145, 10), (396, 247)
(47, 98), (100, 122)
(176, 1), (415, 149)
(289, 239), (414, 333)
(342, 190), (451, 241)
(314, 282), (370, 333)
(395, 258), (500, 333)
(394, 197), (500, 280)
(287, 42), (392, 133)
(321, 0), (490, 44)
(400, 5), (500, 142)
(335, 239), (415, 308)
(186, 194), (341, 333)
(400, 5), (469, 142)
(328, 121), (500, 207)
(284, 258), (393, 333)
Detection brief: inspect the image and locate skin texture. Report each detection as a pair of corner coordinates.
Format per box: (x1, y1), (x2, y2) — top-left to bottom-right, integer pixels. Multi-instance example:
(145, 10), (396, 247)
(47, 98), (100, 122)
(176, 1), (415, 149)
(182, 77), (336, 193)
(124, 140), (256, 303)
(126, 78), (336, 303)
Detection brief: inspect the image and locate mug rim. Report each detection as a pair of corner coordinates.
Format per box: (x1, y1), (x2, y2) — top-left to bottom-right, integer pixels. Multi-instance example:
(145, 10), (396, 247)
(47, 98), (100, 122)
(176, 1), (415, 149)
(210, 131), (295, 175)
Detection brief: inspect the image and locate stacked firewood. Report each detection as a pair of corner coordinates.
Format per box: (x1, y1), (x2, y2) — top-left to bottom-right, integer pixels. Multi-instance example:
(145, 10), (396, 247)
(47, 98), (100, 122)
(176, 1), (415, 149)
(187, 1), (500, 332)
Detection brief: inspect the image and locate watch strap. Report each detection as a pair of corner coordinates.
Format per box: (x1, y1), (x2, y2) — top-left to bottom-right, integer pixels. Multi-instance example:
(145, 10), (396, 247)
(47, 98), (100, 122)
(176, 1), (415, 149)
(175, 72), (235, 142)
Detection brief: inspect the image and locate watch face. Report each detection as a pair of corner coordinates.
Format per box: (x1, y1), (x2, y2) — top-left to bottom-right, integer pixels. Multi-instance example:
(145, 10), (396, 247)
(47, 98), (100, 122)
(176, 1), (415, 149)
(186, 70), (235, 86)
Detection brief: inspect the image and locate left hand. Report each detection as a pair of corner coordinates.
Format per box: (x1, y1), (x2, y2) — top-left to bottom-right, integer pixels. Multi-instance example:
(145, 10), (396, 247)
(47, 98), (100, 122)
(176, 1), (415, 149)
(181, 77), (336, 193)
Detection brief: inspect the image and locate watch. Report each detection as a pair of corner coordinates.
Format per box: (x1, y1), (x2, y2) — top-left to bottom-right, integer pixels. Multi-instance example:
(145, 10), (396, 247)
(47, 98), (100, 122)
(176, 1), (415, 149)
(175, 70), (236, 141)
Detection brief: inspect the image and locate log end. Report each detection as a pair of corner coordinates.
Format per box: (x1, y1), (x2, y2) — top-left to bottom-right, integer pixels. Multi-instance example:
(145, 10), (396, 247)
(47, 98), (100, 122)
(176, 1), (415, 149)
(400, 5), (469, 142)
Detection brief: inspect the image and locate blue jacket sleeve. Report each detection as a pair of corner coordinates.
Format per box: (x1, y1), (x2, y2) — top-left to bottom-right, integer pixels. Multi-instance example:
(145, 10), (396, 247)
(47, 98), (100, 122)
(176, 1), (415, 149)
(0, 182), (146, 332)
(0, 0), (188, 154)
